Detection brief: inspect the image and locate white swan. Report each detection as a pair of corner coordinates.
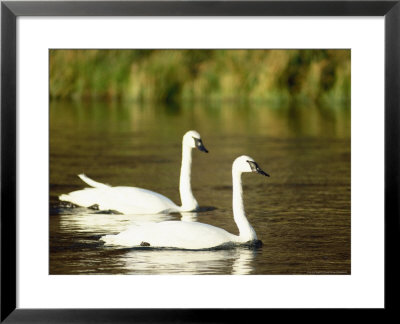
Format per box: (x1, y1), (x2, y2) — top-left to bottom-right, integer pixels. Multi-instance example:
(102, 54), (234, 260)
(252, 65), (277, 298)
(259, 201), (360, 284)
(100, 155), (269, 249)
(59, 130), (208, 214)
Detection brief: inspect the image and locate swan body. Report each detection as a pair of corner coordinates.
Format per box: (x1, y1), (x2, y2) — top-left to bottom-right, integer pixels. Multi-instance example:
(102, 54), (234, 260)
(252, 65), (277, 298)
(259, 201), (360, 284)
(59, 130), (208, 214)
(60, 185), (178, 214)
(101, 155), (269, 249)
(101, 221), (239, 249)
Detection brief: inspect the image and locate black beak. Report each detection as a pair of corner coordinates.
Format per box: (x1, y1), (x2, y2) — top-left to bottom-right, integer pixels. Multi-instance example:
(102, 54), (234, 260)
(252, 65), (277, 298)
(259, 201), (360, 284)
(193, 137), (208, 153)
(247, 160), (270, 177)
(257, 169), (270, 177)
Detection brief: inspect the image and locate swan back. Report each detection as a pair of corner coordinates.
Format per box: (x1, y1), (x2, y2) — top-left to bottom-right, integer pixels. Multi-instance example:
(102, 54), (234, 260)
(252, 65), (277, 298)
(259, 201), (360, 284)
(60, 186), (179, 214)
(101, 221), (238, 249)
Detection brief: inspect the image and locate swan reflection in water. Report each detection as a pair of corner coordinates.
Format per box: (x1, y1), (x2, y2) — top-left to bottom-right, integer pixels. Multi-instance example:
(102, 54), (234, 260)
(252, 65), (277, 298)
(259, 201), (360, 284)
(117, 246), (257, 275)
(180, 211), (198, 222)
(57, 209), (200, 233)
(58, 212), (174, 234)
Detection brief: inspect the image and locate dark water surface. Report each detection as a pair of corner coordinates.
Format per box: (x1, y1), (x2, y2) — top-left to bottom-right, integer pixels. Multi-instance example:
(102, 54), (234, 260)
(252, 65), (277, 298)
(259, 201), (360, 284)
(50, 101), (350, 275)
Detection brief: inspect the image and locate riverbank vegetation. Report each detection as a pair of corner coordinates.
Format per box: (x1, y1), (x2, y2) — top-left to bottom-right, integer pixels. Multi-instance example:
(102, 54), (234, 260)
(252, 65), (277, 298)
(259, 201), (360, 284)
(50, 49), (350, 107)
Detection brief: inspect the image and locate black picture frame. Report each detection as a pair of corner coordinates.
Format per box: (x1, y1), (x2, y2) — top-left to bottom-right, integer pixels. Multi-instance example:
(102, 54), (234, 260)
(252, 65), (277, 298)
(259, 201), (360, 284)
(1, 0), (399, 322)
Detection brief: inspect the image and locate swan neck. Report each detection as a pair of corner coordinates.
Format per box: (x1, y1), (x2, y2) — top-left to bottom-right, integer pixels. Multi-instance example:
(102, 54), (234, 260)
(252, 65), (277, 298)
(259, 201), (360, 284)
(179, 144), (198, 211)
(232, 170), (257, 242)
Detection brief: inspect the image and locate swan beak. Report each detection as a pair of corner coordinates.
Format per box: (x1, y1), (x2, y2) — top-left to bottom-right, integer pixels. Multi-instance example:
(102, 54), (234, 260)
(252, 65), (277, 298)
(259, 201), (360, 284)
(194, 138), (209, 153)
(247, 160), (270, 177)
(257, 169), (270, 177)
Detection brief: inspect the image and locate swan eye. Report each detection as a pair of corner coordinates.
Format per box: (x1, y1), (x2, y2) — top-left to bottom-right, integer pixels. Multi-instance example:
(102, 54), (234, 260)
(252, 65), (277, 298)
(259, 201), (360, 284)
(247, 160), (270, 177)
(247, 160), (258, 172)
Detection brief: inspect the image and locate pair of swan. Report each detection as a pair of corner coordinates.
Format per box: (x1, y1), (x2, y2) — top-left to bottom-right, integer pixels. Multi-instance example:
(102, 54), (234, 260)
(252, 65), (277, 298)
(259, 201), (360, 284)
(60, 130), (269, 250)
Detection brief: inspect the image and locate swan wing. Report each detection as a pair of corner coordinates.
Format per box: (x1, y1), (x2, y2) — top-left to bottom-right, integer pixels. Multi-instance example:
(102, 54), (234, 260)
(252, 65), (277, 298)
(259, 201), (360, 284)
(59, 186), (179, 214)
(101, 221), (237, 249)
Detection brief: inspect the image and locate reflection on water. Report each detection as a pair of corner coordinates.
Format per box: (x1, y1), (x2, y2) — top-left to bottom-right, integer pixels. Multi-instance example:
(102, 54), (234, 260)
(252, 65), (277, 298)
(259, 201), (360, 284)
(180, 212), (199, 222)
(50, 100), (350, 275)
(120, 248), (256, 275)
(58, 213), (174, 234)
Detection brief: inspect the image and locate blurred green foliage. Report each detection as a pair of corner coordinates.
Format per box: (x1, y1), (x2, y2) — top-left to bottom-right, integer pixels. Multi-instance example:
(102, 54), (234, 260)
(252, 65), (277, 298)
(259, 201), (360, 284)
(50, 49), (350, 107)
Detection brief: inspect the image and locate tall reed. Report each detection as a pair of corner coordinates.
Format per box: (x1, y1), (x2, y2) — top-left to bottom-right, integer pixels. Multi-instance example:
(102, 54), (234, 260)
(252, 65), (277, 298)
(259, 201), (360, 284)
(50, 49), (350, 107)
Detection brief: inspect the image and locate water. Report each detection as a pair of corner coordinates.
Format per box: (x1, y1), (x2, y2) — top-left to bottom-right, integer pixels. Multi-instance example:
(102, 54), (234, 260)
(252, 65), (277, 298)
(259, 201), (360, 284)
(50, 100), (350, 275)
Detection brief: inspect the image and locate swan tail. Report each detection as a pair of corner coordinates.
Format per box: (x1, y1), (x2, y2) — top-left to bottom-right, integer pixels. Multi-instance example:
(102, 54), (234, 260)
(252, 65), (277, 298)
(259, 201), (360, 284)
(100, 234), (119, 246)
(78, 174), (110, 188)
(59, 194), (71, 201)
(58, 193), (86, 205)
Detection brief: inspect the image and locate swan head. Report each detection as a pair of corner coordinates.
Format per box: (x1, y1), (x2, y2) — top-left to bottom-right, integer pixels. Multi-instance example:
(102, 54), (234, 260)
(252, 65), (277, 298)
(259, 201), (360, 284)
(183, 130), (208, 153)
(233, 155), (270, 177)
